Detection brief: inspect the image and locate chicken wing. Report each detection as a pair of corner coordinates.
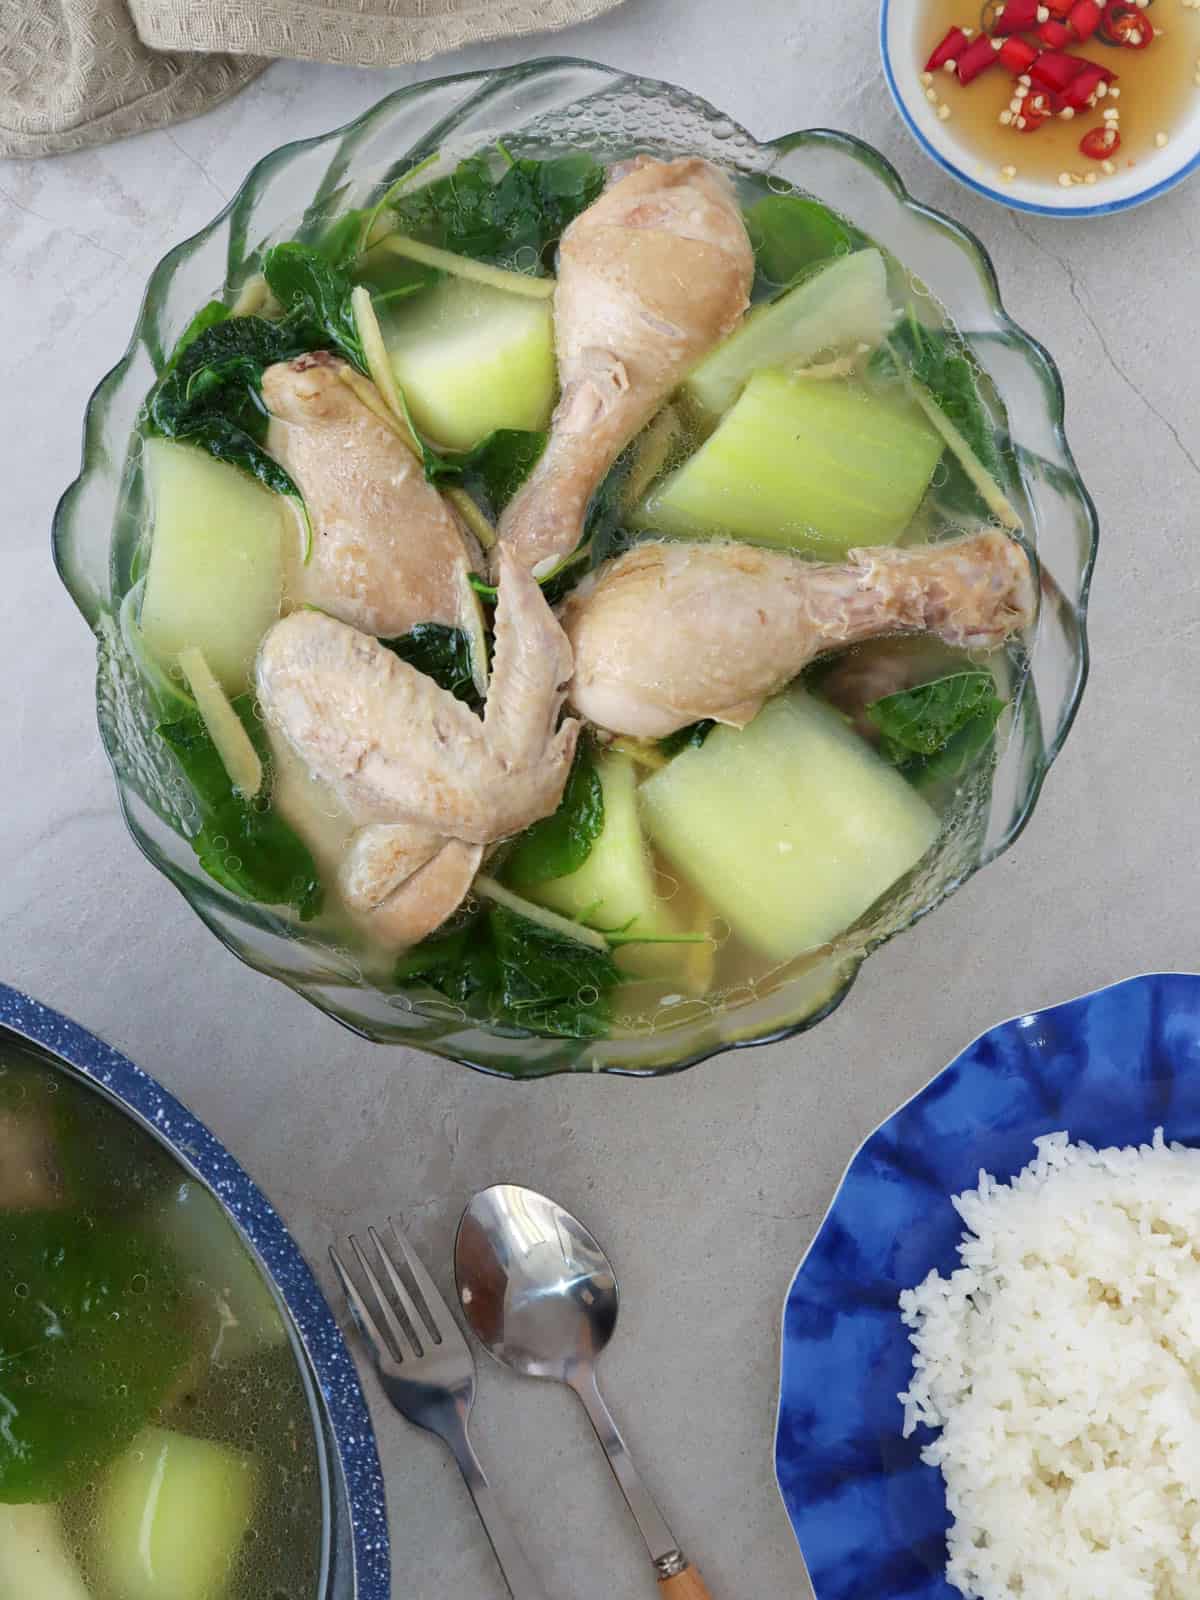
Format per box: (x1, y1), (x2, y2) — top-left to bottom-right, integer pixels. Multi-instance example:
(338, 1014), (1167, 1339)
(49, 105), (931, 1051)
(258, 547), (576, 842)
(495, 157), (754, 576)
(560, 531), (1036, 738)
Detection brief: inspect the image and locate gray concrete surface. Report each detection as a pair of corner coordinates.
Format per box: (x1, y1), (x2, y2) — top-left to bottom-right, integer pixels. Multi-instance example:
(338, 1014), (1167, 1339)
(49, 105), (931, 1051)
(3, 1), (1198, 1594)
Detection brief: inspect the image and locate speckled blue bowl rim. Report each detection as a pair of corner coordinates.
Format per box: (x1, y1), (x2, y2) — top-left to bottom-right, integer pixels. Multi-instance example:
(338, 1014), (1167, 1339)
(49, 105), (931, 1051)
(879, 0), (1200, 217)
(0, 982), (389, 1600)
(772, 970), (1200, 1597)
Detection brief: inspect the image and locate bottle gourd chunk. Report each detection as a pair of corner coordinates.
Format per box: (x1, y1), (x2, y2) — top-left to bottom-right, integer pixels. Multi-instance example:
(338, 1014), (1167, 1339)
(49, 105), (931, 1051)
(139, 439), (285, 695)
(518, 752), (682, 978)
(635, 373), (943, 559)
(638, 690), (939, 963)
(384, 276), (556, 450)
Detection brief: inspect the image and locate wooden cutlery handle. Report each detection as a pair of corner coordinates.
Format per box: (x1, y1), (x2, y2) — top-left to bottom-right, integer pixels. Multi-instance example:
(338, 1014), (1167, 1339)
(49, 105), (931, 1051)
(659, 1563), (713, 1599)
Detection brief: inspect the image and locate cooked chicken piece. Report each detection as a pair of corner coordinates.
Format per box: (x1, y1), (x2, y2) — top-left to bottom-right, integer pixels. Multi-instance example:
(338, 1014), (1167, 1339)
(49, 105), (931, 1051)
(263, 352), (479, 639)
(561, 530), (1036, 738)
(259, 540), (576, 846)
(495, 157), (754, 576)
(341, 831), (484, 950)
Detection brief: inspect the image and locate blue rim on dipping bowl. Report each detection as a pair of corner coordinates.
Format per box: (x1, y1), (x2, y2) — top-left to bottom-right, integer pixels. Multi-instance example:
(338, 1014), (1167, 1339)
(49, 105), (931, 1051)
(880, 0), (1200, 217)
(774, 971), (1200, 1600)
(0, 982), (390, 1600)
(52, 58), (1097, 1077)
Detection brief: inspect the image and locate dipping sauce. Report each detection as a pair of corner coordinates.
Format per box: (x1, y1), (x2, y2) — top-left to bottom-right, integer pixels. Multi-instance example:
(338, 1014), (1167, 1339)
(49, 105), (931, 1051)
(917, 0), (1200, 189)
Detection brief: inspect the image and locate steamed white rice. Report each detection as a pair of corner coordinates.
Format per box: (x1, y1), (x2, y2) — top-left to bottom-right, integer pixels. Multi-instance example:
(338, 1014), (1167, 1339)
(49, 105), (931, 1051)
(899, 1131), (1200, 1600)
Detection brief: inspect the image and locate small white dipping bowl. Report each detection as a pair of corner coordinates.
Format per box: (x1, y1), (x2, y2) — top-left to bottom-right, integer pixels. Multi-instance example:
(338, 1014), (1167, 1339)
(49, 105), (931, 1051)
(880, 0), (1200, 216)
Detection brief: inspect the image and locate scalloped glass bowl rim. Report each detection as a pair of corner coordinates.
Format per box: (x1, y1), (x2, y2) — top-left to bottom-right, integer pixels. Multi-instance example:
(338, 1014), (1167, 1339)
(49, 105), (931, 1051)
(51, 58), (1097, 1079)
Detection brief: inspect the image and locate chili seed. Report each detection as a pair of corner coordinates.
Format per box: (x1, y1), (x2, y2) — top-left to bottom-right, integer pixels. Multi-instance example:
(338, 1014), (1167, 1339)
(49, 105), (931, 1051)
(938, 104), (952, 119)
(1155, 131), (1169, 147)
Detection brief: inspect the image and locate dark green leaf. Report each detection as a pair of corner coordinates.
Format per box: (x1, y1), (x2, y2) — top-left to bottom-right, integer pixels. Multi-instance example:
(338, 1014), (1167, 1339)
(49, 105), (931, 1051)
(143, 313), (313, 508)
(745, 194), (860, 285)
(261, 241), (365, 370)
(505, 749), (604, 886)
(911, 708), (1002, 788)
(868, 670), (1003, 757)
(488, 905), (619, 1039)
(659, 720), (716, 759)
(157, 697), (322, 917)
(868, 670), (1005, 786)
(386, 147), (605, 265)
(871, 314), (1013, 518)
(418, 427), (546, 512)
(381, 623), (481, 709)
(0, 1213), (190, 1502)
(395, 903), (622, 1040)
(160, 300), (230, 378)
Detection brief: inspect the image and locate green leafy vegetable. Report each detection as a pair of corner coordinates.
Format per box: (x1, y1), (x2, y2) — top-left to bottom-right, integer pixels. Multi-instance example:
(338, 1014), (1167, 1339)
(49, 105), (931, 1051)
(418, 426), (546, 511)
(659, 720), (716, 759)
(745, 194), (861, 284)
(261, 241), (365, 370)
(385, 147), (605, 265)
(382, 623), (481, 708)
(395, 903), (621, 1040)
(143, 313), (312, 511)
(871, 312), (1013, 518)
(505, 749), (604, 885)
(867, 670), (1005, 783)
(157, 696), (322, 916)
(160, 300), (230, 378)
(0, 1213), (190, 1503)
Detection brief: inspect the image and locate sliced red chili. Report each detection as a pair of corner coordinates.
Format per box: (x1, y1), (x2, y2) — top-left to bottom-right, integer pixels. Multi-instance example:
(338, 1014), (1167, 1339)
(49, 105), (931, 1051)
(926, 26), (970, 72)
(1038, 17), (1075, 45)
(1014, 87), (1055, 129)
(1062, 61), (1115, 107)
(992, 0), (1042, 35)
(1068, 0), (1103, 40)
(1030, 49), (1089, 91)
(1044, 0), (1075, 14)
(957, 34), (1003, 83)
(999, 36), (1039, 71)
(1080, 123), (1122, 157)
(1099, 0), (1154, 47)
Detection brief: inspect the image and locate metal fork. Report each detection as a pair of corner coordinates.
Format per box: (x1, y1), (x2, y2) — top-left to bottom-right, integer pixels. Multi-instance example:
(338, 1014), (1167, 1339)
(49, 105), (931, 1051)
(330, 1220), (549, 1600)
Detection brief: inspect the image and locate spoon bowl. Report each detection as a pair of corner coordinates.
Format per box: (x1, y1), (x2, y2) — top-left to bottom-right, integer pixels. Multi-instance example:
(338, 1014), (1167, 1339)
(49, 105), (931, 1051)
(455, 1184), (617, 1380)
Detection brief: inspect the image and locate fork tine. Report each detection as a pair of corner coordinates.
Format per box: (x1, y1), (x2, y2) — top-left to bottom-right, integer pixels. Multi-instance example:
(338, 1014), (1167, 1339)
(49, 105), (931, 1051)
(349, 1233), (422, 1359)
(365, 1225), (434, 1354)
(330, 1244), (397, 1363)
(385, 1218), (448, 1346)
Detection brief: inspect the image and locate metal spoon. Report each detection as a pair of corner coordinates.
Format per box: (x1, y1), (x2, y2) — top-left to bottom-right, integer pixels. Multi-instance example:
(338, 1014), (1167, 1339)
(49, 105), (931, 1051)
(455, 1184), (713, 1599)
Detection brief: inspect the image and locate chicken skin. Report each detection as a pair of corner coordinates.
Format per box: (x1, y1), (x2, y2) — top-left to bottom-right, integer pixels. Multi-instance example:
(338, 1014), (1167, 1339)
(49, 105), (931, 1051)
(263, 352), (479, 639)
(495, 157), (754, 576)
(560, 531), (1036, 738)
(256, 547), (578, 947)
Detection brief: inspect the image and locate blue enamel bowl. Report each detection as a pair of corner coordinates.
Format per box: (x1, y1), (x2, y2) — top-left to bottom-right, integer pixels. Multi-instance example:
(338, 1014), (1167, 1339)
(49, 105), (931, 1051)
(774, 972), (1200, 1600)
(0, 983), (389, 1600)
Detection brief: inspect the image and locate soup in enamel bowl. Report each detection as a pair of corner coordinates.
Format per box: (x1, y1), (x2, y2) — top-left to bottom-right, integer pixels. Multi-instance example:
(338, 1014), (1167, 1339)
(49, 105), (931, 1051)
(0, 1035), (326, 1600)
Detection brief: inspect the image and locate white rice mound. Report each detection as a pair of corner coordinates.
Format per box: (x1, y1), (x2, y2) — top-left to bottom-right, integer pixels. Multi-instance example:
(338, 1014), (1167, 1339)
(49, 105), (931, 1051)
(899, 1131), (1200, 1600)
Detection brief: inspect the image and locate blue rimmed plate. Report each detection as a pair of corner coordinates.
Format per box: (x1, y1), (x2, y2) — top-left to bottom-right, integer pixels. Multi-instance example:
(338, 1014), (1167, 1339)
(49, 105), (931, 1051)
(774, 972), (1200, 1600)
(0, 983), (389, 1600)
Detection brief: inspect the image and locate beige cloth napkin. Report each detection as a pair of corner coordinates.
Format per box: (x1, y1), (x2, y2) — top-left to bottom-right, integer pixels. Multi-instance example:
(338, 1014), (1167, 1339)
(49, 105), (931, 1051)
(1, 0), (625, 159)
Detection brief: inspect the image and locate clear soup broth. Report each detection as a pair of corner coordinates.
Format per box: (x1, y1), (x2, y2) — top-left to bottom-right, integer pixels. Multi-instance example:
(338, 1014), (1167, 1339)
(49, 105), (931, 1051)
(0, 1036), (324, 1599)
(113, 150), (1030, 1053)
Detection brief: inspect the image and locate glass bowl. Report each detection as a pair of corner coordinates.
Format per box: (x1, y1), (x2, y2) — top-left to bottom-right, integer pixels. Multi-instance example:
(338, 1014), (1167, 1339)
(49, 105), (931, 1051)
(52, 58), (1097, 1078)
(0, 981), (389, 1600)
